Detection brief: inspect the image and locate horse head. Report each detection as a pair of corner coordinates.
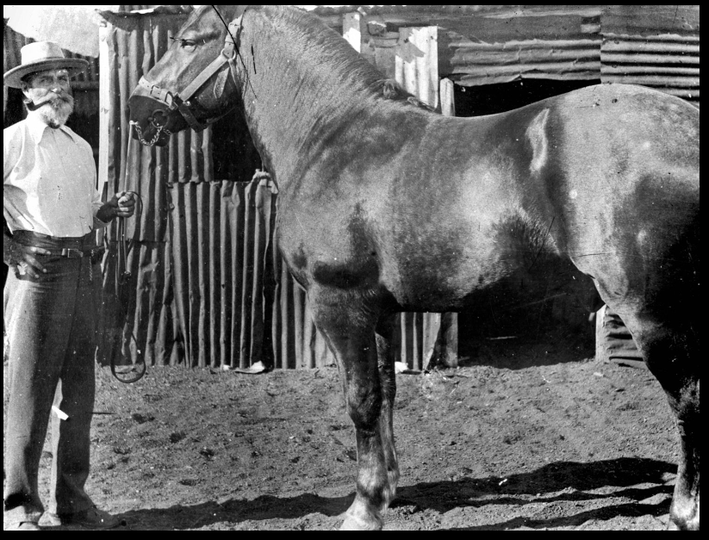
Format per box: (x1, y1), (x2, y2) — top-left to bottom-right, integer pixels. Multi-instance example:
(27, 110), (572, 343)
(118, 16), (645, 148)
(128, 5), (246, 147)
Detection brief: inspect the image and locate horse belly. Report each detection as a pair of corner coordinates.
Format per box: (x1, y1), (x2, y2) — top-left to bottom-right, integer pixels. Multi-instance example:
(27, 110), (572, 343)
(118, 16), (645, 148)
(382, 216), (566, 313)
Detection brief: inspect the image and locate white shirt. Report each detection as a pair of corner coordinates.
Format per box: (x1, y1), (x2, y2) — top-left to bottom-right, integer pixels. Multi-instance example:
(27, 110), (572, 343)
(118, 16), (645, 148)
(4, 113), (106, 237)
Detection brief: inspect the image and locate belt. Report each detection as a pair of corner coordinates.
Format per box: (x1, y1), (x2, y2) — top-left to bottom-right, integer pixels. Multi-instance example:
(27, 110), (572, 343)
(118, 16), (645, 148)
(13, 230), (104, 260)
(40, 246), (106, 259)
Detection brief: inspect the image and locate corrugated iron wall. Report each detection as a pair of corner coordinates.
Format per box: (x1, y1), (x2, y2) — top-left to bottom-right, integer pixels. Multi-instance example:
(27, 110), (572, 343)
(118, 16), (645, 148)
(165, 178), (276, 368)
(444, 37), (602, 85)
(353, 5), (698, 104)
(434, 5), (699, 107)
(99, 10), (277, 369)
(272, 253), (332, 369)
(600, 6), (699, 107)
(600, 34), (699, 105)
(439, 11), (603, 86)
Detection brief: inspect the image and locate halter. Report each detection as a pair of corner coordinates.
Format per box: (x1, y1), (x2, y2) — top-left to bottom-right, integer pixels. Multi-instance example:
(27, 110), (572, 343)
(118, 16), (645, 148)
(134, 15), (243, 140)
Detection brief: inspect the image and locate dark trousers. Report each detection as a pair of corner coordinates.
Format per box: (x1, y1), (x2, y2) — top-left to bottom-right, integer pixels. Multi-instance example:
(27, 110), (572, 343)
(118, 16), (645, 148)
(4, 232), (99, 524)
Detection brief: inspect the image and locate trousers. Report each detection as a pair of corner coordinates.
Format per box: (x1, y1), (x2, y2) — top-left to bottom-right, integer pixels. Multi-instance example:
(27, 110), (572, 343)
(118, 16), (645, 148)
(4, 231), (100, 524)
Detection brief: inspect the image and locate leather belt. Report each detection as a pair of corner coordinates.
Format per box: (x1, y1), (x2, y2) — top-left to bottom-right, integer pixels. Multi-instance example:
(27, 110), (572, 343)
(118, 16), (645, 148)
(13, 230), (104, 261)
(40, 246), (106, 259)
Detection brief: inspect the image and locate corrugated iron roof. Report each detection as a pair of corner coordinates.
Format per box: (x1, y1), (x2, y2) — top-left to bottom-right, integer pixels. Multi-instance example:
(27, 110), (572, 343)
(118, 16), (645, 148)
(298, 5), (604, 17)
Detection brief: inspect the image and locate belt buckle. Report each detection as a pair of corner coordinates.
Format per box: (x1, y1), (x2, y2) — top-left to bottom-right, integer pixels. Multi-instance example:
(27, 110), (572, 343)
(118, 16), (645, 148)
(61, 247), (84, 258)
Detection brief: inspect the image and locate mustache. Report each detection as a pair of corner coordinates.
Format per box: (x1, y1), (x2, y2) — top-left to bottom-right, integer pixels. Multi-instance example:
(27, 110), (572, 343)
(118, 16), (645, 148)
(27, 92), (73, 112)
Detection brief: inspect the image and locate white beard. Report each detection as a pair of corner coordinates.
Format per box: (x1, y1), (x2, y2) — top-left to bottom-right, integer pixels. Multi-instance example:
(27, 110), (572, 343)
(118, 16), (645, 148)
(37, 94), (74, 127)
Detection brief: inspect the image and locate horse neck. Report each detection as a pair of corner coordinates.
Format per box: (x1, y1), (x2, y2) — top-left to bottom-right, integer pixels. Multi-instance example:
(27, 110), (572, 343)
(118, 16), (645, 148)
(236, 7), (388, 180)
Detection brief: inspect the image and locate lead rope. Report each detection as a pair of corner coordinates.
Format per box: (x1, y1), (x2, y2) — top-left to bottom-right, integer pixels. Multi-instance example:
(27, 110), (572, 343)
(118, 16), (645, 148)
(110, 135), (147, 383)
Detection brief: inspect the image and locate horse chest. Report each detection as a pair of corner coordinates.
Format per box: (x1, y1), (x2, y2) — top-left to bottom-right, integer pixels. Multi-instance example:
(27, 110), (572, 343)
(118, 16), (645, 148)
(277, 202), (381, 292)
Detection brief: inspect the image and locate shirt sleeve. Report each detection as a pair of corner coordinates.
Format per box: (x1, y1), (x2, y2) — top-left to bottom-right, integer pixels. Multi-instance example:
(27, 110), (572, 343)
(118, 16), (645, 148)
(83, 138), (109, 230)
(4, 125), (24, 233)
(92, 189), (109, 229)
(93, 215), (109, 229)
(3, 125), (21, 182)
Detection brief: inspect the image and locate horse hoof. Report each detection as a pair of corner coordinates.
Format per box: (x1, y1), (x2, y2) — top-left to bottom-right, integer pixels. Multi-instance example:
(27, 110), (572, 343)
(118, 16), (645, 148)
(339, 514), (383, 531)
(667, 513), (699, 531)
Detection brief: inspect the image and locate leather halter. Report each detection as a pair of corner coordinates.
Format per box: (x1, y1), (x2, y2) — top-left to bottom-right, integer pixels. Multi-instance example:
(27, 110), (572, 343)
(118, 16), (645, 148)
(136, 16), (242, 133)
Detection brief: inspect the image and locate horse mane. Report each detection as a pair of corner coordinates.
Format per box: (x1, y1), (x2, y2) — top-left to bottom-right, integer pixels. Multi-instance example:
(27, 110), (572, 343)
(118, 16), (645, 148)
(371, 79), (436, 111)
(254, 6), (435, 112)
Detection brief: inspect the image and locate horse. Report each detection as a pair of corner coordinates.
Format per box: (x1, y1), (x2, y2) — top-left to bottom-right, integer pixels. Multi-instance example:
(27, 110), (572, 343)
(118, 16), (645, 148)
(128, 5), (699, 530)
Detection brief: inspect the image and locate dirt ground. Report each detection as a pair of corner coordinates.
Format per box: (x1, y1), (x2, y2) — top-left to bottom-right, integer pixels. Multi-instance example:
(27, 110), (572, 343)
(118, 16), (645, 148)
(4, 330), (678, 531)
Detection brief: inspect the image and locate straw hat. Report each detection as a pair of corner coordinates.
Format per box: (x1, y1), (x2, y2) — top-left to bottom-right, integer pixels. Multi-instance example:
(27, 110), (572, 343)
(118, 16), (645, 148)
(4, 41), (89, 89)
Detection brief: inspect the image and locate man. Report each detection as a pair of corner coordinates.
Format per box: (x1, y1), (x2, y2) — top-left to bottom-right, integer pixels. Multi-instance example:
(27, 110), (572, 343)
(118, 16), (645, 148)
(4, 41), (136, 530)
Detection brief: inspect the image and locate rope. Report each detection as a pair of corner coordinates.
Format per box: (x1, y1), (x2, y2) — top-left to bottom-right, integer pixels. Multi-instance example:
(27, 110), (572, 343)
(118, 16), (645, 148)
(109, 135), (147, 384)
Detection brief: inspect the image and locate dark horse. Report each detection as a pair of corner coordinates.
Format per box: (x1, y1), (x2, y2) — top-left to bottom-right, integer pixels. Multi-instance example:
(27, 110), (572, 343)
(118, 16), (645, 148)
(129, 5), (699, 530)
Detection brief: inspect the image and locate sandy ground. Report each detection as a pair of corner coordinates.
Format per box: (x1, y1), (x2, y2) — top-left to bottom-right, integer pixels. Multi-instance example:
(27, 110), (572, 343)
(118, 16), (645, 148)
(4, 330), (679, 530)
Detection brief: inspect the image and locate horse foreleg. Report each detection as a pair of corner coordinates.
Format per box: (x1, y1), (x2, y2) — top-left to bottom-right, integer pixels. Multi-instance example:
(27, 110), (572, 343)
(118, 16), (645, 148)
(375, 313), (400, 506)
(310, 293), (392, 530)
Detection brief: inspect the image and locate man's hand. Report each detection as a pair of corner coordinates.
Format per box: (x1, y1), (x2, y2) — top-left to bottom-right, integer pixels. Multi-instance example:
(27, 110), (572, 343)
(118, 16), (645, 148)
(97, 191), (137, 222)
(3, 236), (49, 279)
(114, 191), (137, 218)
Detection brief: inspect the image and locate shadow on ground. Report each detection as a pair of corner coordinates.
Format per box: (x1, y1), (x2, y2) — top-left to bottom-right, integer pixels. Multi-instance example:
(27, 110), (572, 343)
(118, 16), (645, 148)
(113, 457), (673, 530)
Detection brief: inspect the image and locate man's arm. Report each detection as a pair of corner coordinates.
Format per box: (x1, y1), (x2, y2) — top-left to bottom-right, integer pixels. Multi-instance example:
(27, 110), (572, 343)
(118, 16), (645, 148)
(3, 218), (49, 278)
(95, 191), (137, 224)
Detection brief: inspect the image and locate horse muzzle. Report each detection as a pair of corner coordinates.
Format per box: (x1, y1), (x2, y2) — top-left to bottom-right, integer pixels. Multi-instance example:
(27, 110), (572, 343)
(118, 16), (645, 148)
(128, 89), (178, 147)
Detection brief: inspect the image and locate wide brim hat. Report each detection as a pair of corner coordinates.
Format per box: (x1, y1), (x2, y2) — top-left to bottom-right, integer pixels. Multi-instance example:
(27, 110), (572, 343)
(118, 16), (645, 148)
(4, 41), (89, 89)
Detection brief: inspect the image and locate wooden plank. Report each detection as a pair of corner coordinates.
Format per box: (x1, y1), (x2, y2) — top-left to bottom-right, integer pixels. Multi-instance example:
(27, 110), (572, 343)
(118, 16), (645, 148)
(440, 77), (455, 117)
(343, 11), (363, 53)
(395, 26), (439, 110)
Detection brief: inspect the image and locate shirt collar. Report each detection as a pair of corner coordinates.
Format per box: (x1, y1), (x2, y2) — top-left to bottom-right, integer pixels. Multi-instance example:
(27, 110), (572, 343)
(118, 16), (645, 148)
(25, 112), (78, 143)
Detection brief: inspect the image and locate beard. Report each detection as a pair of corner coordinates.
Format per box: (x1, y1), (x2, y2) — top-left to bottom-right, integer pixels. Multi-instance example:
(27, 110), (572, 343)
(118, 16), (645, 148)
(37, 94), (74, 127)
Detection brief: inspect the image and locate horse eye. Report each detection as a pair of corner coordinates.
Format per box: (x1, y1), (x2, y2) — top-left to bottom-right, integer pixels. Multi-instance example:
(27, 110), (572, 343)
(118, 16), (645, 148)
(171, 37), (200, 51)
